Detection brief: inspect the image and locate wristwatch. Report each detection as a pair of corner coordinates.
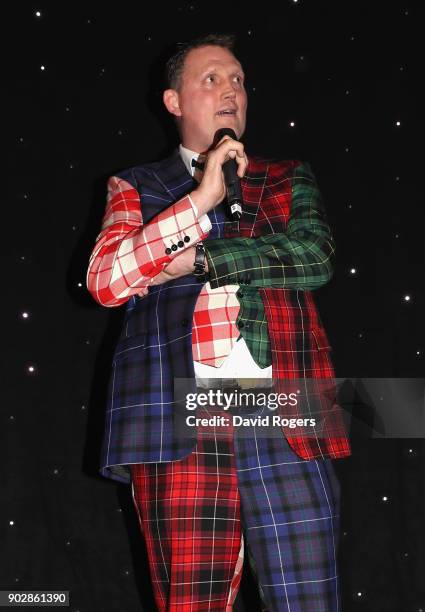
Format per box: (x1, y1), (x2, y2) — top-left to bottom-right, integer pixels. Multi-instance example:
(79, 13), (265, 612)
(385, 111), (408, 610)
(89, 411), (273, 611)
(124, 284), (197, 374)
(193, 242), (209, 281)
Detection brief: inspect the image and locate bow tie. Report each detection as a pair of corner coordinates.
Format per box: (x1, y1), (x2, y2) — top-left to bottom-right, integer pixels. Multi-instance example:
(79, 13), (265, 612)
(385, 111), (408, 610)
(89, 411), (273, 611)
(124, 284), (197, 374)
(191, 157), (205, 171)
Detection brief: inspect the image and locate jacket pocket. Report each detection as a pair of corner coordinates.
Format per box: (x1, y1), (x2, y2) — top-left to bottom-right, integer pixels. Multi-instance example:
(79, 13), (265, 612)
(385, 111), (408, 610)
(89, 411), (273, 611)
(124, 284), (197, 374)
(124, 308), (148, 338)
(311, 327), (332, 351)
(112, 332), (147, 363)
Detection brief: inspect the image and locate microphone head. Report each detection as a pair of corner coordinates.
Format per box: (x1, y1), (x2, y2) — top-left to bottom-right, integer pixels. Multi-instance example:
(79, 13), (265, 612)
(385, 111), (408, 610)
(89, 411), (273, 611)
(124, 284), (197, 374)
(213, 127), (238, 146)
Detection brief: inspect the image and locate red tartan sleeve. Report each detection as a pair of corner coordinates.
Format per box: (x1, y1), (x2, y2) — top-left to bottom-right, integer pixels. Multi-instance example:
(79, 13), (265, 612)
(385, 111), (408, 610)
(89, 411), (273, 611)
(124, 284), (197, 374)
(86, 176), (210, 307)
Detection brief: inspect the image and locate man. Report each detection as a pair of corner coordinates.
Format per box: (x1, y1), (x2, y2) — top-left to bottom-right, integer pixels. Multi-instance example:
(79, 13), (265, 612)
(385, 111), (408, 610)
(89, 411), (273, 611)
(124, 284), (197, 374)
(87, 33), (351, 612)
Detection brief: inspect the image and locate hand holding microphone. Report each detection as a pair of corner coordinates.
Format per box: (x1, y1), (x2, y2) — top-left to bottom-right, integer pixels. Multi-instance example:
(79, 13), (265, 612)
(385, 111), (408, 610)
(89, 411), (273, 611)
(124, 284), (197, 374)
(190, 128), (247, 219)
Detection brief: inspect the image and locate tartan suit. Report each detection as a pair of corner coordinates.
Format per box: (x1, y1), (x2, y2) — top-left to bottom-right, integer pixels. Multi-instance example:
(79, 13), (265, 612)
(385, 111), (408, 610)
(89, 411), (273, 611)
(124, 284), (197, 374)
(96, 148), (351, 485)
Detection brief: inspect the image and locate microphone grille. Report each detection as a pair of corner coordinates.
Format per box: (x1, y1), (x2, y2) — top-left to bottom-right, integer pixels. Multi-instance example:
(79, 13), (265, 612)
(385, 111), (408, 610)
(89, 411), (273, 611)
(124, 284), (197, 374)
(213, 128), (238, 145)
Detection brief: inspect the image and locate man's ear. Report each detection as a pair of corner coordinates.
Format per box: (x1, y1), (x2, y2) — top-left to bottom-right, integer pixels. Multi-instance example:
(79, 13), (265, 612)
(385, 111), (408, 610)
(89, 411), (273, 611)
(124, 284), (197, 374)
(163, 89), (182, 117)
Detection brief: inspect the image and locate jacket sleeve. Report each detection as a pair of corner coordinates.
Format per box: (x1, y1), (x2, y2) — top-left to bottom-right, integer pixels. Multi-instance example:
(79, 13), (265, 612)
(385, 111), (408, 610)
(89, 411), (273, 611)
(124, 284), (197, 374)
(86, 176), (212, 307)
(203, 161), (335, 290)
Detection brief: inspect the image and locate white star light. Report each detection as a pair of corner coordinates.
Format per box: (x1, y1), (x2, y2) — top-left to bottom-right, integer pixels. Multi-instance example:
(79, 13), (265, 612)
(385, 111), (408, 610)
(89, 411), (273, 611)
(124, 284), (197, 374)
(404, 295), (411, 301)
(350, 268), (356, 275)
(10, 520), (15, 526)
(21, 312), (29, 319)
(40, 65), (46, 71)
(28, 365), (35, 373)
(396, 121), (401, 126)
(382, 496), (388, 501)
(35, 10), (41, 17)
(289, 121), (295, 127)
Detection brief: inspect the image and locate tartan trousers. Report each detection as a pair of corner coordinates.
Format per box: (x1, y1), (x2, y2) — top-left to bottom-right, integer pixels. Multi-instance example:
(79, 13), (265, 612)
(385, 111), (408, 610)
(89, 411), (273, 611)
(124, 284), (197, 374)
(130, 398), (342, 612)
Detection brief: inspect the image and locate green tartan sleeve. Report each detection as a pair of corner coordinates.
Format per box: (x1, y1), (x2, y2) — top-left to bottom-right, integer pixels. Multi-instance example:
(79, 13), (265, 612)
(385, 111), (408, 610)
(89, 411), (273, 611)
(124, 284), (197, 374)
(203, 161), (335, 290)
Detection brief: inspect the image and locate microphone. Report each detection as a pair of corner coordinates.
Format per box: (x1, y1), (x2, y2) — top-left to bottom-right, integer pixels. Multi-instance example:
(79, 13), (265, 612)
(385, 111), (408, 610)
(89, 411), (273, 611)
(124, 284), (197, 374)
(213, 127), (243, 221)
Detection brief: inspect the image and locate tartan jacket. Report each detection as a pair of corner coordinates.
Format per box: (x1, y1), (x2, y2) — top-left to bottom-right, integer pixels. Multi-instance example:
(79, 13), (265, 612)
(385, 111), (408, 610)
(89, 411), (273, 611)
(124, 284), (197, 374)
(89, 148), (351, 484)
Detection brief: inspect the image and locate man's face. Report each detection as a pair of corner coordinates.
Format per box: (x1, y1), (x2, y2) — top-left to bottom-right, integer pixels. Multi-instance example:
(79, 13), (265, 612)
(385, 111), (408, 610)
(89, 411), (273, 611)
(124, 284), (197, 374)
(164, 45), (248, 152)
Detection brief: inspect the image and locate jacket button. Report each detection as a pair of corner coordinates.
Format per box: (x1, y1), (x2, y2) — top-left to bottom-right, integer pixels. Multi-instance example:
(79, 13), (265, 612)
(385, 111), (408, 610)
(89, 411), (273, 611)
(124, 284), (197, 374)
(184, 236), (190, 243)
(171, 244), (178, 251)
(178, 240), (184, 248)
(165, 247), (172, 255)
(181, 318), (189, 327)
(237, 321), (244, 329)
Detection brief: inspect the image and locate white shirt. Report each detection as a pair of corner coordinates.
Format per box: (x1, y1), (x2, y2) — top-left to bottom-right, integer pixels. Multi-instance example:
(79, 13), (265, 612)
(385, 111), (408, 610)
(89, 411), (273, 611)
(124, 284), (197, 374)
(179, 144), (272, 384)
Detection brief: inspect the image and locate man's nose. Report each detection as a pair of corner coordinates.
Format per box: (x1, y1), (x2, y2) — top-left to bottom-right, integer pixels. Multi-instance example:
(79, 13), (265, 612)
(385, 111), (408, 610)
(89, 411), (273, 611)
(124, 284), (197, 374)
(221, 84), (237, 99)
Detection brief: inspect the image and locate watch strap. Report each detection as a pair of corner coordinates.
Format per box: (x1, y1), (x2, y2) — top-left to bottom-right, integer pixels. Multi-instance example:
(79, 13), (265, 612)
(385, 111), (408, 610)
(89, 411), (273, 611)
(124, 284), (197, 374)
(193, 242), (209, 280)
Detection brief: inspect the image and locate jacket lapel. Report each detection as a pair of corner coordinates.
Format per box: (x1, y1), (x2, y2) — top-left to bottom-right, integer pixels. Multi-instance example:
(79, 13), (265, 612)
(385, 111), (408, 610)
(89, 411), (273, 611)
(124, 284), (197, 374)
(151, 147), (197, 203)
(235, 156), (268, 237)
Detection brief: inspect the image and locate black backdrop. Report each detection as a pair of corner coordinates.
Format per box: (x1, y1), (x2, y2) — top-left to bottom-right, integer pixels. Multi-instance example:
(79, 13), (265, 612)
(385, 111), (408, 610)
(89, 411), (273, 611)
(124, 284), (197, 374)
(3, 2), (425, 611)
